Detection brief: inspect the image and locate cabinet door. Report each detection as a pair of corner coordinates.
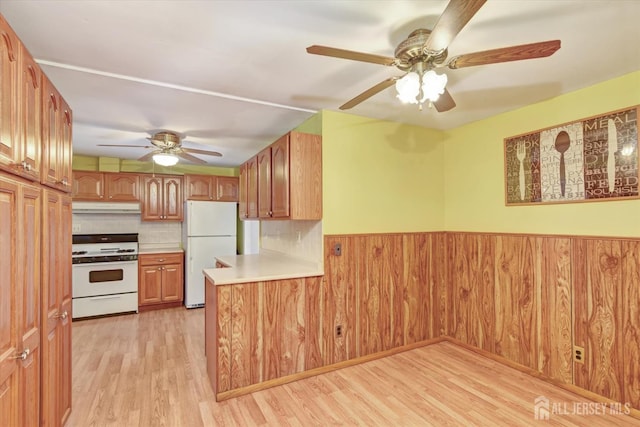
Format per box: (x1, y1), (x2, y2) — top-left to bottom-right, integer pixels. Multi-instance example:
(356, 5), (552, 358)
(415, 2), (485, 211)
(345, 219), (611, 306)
(72, 171), (104, 200)
(217, 176), (239, 202)
(141, 175), (163, 220)
(59, 104), (72, 194)
(257, 147), (272, 218)
(41, 189), (60, 427)
(19, 184), (41, 427)
(185, 174), (214, 200)
(41, 77), (60, 189)
(238, 164), (248, 219)
(18, 47), (41, 181)
(0, 16), (19, 175)
(0, 177), (20, 427)
(270, 134), (290, 218)
(246, 157), (258, 219)
(106, 173), (139, 201)
(59, 195), (72, 424)
(161, 263), (184, 302)
(163, 176), (183, 221)
(139, 266), (163, 305)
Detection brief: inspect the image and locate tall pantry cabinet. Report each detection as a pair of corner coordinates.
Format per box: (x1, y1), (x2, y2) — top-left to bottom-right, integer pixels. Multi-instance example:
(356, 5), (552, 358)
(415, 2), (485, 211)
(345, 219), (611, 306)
(0, 14), (72, 427)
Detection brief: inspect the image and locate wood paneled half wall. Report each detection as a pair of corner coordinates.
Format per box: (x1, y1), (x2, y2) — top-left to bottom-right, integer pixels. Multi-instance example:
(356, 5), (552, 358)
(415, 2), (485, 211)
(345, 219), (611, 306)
(208, 231), (638, 415)
(326, 231), (639, 412)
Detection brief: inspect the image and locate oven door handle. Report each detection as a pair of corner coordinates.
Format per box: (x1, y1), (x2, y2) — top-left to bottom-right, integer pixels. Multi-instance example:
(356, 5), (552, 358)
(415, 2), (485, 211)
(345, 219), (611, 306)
(73, 261), (137, 268)
(87, 295), (125, 301)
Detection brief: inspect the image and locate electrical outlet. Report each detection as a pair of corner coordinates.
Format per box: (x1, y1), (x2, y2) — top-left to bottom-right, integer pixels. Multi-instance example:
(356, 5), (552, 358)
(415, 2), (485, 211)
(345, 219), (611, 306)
(574, 345), (585, 363)
(72, 224), (81, 233)
(333, 242), (342, 256)
(335, 324), (343, 337)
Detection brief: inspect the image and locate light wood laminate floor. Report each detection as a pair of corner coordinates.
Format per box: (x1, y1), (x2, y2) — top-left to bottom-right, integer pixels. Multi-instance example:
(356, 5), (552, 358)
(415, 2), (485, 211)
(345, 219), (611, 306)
(66, 307), (640, 426)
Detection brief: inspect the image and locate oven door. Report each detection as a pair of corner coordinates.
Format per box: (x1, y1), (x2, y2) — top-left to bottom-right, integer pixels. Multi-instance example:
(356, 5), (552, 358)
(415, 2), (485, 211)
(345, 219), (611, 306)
(72, 261), (138, 298)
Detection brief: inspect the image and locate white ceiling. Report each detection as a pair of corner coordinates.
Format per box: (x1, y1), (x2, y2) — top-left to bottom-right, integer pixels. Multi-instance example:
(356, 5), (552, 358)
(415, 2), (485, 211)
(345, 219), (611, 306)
(1, 1), (639, 167)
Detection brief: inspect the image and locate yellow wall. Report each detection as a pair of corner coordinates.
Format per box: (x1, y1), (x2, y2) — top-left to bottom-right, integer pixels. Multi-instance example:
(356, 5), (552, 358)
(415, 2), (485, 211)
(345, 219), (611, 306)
(444, 71), (640, 237)
(322, 110), (446, 235)
(72, 155), (238, 176)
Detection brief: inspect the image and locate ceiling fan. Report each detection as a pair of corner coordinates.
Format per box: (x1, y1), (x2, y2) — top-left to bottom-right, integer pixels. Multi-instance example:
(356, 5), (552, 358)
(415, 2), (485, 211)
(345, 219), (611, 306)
(306, 0), (561, 112)
(98, 131), (222, 166)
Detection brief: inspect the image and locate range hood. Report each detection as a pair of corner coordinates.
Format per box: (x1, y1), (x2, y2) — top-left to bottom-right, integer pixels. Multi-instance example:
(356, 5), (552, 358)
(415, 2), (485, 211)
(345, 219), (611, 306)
(72, 201), (141, 214)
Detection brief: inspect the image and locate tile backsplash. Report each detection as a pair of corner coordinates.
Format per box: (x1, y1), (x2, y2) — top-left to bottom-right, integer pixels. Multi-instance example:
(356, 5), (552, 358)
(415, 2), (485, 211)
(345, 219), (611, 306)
(72, 213), (182, 246)
(260, 220), (322, 266)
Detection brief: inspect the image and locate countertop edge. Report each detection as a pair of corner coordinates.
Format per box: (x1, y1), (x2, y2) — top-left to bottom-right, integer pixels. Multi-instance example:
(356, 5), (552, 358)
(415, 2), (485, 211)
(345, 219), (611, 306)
(203, 268), (324, 285)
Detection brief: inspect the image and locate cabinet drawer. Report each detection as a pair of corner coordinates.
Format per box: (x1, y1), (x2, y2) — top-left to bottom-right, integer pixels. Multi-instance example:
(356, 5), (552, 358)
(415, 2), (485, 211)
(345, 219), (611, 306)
(138, 252), (183, 266)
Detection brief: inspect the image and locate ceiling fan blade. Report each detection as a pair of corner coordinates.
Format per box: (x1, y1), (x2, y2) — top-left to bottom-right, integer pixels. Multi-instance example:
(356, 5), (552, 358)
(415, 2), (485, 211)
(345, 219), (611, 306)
(447, 40), (561, 69)
(182, 148), (223, 157)
(137, 151), (156, 162)
(424, 0), (487, 53)
(176, 151), (207, 165)
(433, 88), (456, 112)
(97, 144), (153, 148)
(340, 77), (398, 110)
(306, 45), (397, 66)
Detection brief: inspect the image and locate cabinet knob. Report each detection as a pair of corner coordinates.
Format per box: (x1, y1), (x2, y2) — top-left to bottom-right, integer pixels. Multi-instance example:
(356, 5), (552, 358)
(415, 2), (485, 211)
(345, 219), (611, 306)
(157, 259), (165, 262)
(20, 161), (32, 171)
(54, 310), (68, 320)
(12, 348), (30, 361)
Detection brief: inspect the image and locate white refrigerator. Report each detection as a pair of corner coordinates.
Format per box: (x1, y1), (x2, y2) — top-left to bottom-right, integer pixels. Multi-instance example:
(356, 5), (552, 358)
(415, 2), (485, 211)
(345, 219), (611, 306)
(182, 201), (237, 308)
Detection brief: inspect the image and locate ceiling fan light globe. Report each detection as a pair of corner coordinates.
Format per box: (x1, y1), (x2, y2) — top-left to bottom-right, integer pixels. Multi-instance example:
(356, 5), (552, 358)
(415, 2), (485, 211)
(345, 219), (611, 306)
(421, 70), (448, 102)
(152, 153), (179, 166)
(395, 72), (421, 104)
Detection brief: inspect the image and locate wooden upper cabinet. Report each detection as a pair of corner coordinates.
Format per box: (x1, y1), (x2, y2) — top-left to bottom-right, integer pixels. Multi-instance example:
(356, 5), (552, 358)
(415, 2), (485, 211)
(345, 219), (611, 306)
(41, 76), (72, 193)
(72, 171), (104, 200)
(238, 163), (247, 219)
(17, 45), (41, 182)
(241, 131), (321, 220)
(185, 174), (214, 200)
(105, 173), (139, 201)
(246, 156), (258, 219)
(0, 15), (19, 175)
(216, 176), (238, 202)
(257, 146), (272, 218)
(141, 174), (183, 221)
(270, 134), (290, 218)
(72, 171), (139, 201)
(185, 174), (238, 202)
(163, 176), (183, 221)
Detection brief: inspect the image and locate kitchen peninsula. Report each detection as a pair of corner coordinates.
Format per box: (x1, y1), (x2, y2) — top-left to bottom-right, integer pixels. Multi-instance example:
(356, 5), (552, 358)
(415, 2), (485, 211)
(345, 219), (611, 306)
(203, 252), (324, 401)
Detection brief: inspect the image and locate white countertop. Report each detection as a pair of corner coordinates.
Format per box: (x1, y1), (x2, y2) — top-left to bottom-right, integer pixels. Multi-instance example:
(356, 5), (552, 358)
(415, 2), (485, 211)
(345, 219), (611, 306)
(203, 252), (324, 285)
(138, 244), (183, 254)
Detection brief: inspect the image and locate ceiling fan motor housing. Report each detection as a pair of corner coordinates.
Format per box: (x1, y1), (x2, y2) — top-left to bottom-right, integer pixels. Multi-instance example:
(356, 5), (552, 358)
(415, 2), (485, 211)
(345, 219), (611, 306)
(148, 131), (182, 149)
(394, 29), (448, 71)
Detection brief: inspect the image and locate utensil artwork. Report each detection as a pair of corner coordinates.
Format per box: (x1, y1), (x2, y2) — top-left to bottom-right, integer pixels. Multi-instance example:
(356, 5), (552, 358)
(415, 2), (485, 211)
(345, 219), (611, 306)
(607, 119), (617, 193)
(504, 106), (639, 205)
(554, 131), (571, 197)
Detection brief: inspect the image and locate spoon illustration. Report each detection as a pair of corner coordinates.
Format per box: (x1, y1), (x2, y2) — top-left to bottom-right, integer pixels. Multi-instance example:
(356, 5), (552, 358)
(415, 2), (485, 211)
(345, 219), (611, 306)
(554, 131), (571, 197)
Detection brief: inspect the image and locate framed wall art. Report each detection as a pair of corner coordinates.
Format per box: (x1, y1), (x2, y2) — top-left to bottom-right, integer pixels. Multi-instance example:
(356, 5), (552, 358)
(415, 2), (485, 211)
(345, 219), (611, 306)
(504, 105), (639, 205)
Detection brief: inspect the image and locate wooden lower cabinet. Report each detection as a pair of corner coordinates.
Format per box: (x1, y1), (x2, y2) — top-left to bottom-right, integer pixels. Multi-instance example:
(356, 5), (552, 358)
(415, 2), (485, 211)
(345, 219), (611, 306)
(41, 189), (72, 427)
(0, 174), (41, 427)
(138, 252), (184, 310)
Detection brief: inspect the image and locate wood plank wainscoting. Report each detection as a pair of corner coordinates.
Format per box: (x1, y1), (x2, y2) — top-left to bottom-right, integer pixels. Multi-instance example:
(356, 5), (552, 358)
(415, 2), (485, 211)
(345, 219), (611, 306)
(445, 232), (640, 413)
(321, 232), (639, 417)
(208, 231), (638, 418)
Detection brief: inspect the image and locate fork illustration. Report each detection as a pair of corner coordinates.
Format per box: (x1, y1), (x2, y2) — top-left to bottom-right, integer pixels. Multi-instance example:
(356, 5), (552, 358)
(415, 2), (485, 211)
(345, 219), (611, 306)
(516, 141), (526, 201)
